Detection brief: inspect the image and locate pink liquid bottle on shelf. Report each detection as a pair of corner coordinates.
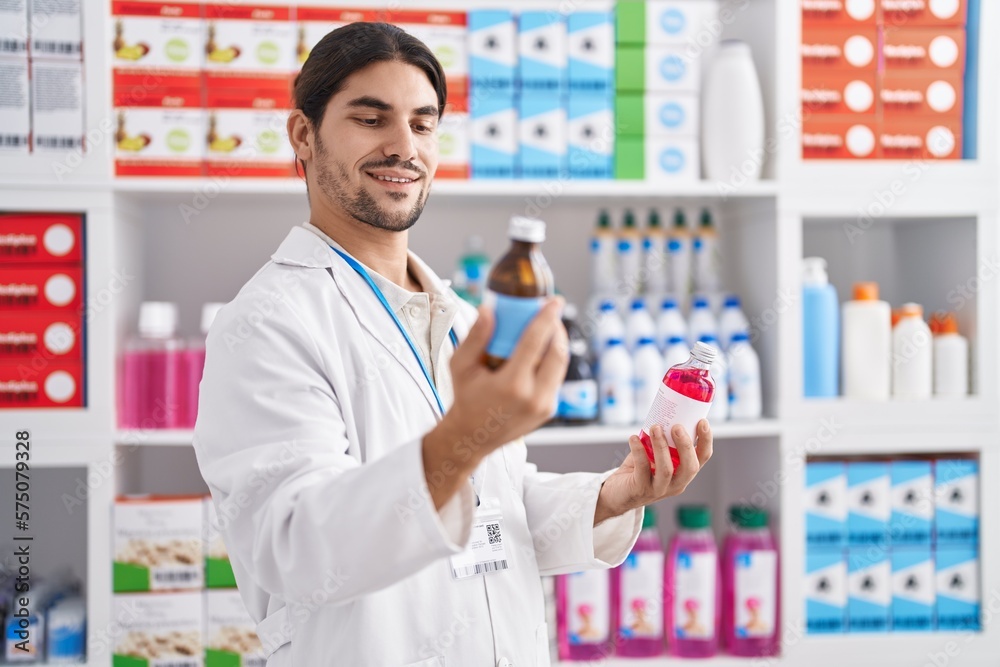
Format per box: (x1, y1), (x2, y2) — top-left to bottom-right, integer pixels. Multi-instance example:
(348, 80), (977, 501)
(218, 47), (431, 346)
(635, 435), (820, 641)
(612, 507), (665, 657)
(638, 341), (716, 474)
(556, 569), (613, 661)
(666, 505), (720, 658)
(183, 302), (225, 428)
(121, 302), (184, 429)
(722, 505), (779, 657)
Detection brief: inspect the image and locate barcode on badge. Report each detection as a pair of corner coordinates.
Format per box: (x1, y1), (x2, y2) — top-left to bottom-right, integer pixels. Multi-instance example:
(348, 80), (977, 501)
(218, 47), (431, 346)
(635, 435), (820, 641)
(452, 559), (508, 578)
(487, 522), (502, 545)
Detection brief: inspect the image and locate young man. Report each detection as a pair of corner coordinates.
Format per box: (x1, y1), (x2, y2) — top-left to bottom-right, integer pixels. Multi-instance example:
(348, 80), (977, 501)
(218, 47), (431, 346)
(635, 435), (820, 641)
(193, 22), (713, 666)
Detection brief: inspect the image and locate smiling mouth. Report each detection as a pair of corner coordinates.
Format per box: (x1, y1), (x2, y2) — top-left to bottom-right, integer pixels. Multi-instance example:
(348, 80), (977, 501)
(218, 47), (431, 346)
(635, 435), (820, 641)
(366, 172), (419, 185)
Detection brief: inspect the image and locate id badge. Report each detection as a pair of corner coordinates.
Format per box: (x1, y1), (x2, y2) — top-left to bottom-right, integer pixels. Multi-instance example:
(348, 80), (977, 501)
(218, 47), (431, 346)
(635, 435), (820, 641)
(450, 499), (510, 580)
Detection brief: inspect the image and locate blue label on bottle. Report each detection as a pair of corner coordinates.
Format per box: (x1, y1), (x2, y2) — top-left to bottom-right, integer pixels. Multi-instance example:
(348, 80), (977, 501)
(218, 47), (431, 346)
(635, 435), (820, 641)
(590, 238), (600, 252)
(558, 380), (598, 419)
(486, 293), (546, 360)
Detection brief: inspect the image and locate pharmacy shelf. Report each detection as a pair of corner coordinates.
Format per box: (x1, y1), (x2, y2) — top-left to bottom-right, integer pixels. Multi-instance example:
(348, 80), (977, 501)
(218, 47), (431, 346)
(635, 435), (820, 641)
(787, 633), (999, 667)
(525, 420), (782, 446)
(554, 657), (766, 667)
(785, 397), (998, 434)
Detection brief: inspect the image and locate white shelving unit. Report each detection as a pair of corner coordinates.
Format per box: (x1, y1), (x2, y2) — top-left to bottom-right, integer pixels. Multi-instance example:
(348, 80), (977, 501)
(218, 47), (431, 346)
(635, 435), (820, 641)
(1, 0), (998, 665)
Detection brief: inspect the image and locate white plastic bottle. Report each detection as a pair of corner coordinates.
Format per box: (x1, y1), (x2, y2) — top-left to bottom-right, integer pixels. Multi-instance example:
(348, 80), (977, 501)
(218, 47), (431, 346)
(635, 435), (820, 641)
(593, 300), (626, 357)
(727, 332), (762, 420)
(656, 297), (688, 352)
(699, 334), (729, 422)
(664, 335), (690, 370)
(688, 296), (719, 347)
(842, 282), (892, 400)
(599, 338), (636, 426)
(718, 294), (750, 350)
(591, 209), (617, 301)
(693, 208), (721, 293)
(625, 298), (657, 352)
(892, 303), (933, 399)
(644, 209), (669, 299)
(633, 336), (667, 422)
(933, 312), (969, 397)
(668, 208), (692, 300)
(618, 210), (642, 300)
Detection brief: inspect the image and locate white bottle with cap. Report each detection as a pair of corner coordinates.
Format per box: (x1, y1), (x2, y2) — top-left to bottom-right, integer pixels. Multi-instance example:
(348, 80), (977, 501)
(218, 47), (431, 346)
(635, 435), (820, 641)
(593, 299), (626, 358)
(656, 297), (687, 352)
(699, 334), (729, 421)
(599, 338), (636, 426)
(625, 297), (656, 352)
(184, 302), (226, 428)
(892, 303), (933, 399)
(933, 312), (969, 397)
(633, 337), (667, 422)
(663, 335), (690, 370)
(727, 332), (762, 420)
(688, 295), (719, 347)
(718, 294), (750, 350)
(842, 282), (892, 400)
(123, 302), (184, 428)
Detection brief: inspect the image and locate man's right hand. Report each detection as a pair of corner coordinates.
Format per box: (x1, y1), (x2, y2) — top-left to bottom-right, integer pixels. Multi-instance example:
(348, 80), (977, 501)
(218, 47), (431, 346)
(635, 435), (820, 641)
(421, 298), (569, 509)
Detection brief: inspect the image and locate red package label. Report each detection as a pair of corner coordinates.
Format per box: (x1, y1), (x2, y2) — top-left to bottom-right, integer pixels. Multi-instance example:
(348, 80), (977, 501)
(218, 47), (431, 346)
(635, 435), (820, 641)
(112, 1), (202, 19)
(802, 116), (880, 159)
(0, 213), (83, 264)
(801, 27), (879, 69)
(802, 0), (879, 26)
(883, 28), (966, 70)
(0, 313), (83, 360)
(881, 0), (966, 26)
(0, 267), (84, 311)
(802, 69), (879, 115)
(297, 7), (381, 23)
(205, 4), (290, 21)
(880, 117), (962, 159)
(0, 362), (84, 408)
(881, 70), (964, 117)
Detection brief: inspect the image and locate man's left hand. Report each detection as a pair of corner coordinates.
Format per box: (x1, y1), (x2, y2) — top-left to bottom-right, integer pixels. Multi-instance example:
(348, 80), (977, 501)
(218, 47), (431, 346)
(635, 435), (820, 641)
(593, 420), (713, 526)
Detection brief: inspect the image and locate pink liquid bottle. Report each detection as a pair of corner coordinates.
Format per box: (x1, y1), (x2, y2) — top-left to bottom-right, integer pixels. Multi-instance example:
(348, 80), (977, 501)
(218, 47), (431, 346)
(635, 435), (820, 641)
(722, 506), (779, 657)
(612, 507), (664, 657)
(638, 341), (716, 474)
(183, 302), (225, 428)
(666, 505), (720, 658)
(556, 569), (613, 661)
(121, 302), (183, 429)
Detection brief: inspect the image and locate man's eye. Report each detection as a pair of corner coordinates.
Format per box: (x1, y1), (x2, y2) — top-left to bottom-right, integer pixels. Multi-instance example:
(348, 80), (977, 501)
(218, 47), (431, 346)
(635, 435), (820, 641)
(358, 118), (379, 126)
(414, 124), (435, 134)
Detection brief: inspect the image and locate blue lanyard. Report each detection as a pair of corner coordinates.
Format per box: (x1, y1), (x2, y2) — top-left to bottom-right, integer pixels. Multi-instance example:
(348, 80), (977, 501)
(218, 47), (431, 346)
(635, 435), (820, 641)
(330, 246), (458, 416)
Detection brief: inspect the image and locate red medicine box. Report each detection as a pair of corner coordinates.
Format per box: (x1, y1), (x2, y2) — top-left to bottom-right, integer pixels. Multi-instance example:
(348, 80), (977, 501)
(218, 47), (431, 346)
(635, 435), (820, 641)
(0, 213), (83, 264)
(0, 361), (84, 408)
(880, 117), (962, 159)
(802, 115), (881, 159)
(802, 0), (879, 27)
(0, 266), (84, 312)
(0, 312), (83, 361)
(881, 0), (966, 27)
(880, 70), (964, 118)
(882, 28), (966, 70)
(801, 27), (879, 70)
(802, 68), (879, 115)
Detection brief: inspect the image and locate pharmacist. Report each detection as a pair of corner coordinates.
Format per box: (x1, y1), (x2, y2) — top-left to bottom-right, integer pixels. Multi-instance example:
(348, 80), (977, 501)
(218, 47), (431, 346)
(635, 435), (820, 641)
(193, 22), (713, 667)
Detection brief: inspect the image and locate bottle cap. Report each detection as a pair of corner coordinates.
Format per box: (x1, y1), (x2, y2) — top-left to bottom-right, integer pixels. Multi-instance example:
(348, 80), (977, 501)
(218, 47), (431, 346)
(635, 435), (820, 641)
(648, 209), (661, 229)
(891, 308), (903, 328)
(724, 294), (741, 308)
(139, 302), (178, 338)
(673, 208), (687, 229)
(607, 338), (624, 347)
(678, 505), (711, 529)
(900, 302), (923, 319)
(638, 336), (656, 346)
(853, 282), (879, 301)
(201, 302), (225, 335)
(693, 296), (709, 309)
(730, 505), (769, 529)
(667, 335), (686, 345)
(698, 334), (719, 347)
(661, 297), (678, 310)
(939, 312), (959, 335)
(691, 341), (717, 365)
(623, 209), (636, 228)
(642, 506), (657, 529)
(599, 300), (616, 312)
(598, 210), (611, 229)
(508, 216), (546, 243)
(803, 257), (829, 286)
(699, 208), (713, 228)
(731, 331), (750, 344)
(630, 298), (645, 311)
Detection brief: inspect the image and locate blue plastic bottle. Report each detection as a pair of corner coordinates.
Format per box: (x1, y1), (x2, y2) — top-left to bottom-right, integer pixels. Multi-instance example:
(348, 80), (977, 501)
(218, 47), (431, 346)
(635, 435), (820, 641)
(802, 257), (839, 397)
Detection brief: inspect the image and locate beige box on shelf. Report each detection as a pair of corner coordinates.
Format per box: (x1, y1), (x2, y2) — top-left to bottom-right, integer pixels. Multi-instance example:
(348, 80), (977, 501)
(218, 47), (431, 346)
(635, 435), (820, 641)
(206, 589), (266, 667)
(113, 591), (204, 667)
(114, 495), (205, 592)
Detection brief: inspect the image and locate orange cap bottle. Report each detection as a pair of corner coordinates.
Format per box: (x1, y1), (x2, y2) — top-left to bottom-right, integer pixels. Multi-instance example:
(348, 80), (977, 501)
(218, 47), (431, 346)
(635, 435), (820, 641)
(853, 282), (879, 301)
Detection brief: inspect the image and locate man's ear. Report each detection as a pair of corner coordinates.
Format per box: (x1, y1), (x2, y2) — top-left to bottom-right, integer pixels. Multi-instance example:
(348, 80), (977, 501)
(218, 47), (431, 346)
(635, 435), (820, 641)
(287, 109), (314, 162)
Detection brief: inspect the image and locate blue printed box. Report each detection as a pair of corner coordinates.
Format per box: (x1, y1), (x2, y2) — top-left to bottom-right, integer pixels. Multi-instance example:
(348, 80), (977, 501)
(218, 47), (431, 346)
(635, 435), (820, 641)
(567, 94), (613, 179)
(469, 10), (517, 91)
(890, 460), (933, 546)
(518, 93), (567, 179)
(847, 548), (890, 633)
(847, 462), (890, 546)
(936, 545), (980, 631)
(470, 89), (517, 179)
(519, 11), (567, 92)
(935, 459), (979, 545)
(806, 549), (847, 634)
(891, 547), (935, 633)
(567, 11), (614, 92)
(806, 462), (847, 548)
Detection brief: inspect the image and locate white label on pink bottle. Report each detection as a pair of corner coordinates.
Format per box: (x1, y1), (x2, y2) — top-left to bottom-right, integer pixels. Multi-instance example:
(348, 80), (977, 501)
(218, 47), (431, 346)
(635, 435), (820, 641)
(619, 552), (665, 639)
(641, 383), (711, 446)
(567, 570), (610, 644)
(672, 551), (717, 640)
(734, 550), (777, 638)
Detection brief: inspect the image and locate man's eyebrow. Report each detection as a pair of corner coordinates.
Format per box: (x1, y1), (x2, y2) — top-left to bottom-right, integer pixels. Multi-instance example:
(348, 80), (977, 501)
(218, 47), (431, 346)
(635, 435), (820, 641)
(346, 96), (392, 111)
(413, 104), (439, 117)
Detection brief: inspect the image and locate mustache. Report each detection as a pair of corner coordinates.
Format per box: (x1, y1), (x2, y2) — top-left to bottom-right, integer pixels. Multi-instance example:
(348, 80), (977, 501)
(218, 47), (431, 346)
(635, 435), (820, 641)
(361, 158), (425, 177)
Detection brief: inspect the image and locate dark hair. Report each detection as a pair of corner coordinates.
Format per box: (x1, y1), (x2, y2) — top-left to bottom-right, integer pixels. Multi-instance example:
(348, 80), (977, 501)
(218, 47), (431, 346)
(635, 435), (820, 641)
(294, 22), (447, 129)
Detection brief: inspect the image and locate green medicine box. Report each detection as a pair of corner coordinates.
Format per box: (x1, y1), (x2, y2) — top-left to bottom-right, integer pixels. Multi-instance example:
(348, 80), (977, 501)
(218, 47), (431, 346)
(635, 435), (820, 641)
(615, 1), (647, 45)
(615, 137), (645, 179)
(615, 94), (646, 137)
(615, 46), (646, 92)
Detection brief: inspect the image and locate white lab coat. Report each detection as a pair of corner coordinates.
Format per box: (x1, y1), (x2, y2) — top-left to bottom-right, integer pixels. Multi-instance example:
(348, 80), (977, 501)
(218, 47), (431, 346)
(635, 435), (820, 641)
(193, 225), (642, 667)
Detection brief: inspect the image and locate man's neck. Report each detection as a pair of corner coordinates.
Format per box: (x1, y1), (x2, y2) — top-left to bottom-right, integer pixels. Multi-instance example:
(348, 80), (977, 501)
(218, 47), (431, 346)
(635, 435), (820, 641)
(310, 210), (418, 292)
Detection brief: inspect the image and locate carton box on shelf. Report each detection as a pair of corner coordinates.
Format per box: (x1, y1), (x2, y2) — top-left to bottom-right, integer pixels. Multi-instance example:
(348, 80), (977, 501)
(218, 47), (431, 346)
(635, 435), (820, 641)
(114, 495), (205, 592)
(113, 591), (204, 667)
(31, 59), (84, 154)
(617, 0), (721, 45)
(28, 0), (83, 60)
(935, 544), (980, 630)
(847, 548), (891, 632)
(801, 0), (880, 27)
(206, 589), (266, 667)
(567, 94), (614, 179)
(889, 460), (933, 545)
(891, 547), (935, 632)
(389, 9), (468, 100)
(111, 0), (204, 85)
(518, 93), (567, 179)
(806, 549), (847, 634)
(880, 70), (964, 118)
(0, 213), (83, 264)
(0, 0), (28, 55)
(295, 7), (380, 68)
(470, 89), (517, 179)
(847, 462), (891, 546)
(806, 461), (848, 548)
(518, 11), (567, 92)
(645, 135), (700, 182)
(567, 11), (614, 93)
(615, 45), (702, 93)
(879, 117), (962, 159)
(801, 68), (878, 115)
(618, 92), (701, 137)
(204, 497), (236, 589)
(0, 312), (83, 361)
(802, 115), (879, 159)
(882, 27), (966, 70)
(114, 86), (206, 177)
(881, 0), (967, 26)
(203, 2), (295, 88)
(469, 10), (516, 92)
(615, 135), (645, 179)
(437, 96), (470, 180)
(205, 86), (293, 178)
(0, 57), (30, 155)
(934, 459), (979, 544)
(800, 27), (879, 70)
(0, 266), (84, 311)
(0, 361), (84, 407)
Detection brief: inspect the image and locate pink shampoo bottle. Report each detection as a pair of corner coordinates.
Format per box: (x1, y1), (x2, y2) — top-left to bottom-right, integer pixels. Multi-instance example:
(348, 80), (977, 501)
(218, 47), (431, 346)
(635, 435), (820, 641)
(722, 506), (779, 657)
(557, 569), (613, 661)
(612, 506), (665, 656)
(666, 505), (721, 657)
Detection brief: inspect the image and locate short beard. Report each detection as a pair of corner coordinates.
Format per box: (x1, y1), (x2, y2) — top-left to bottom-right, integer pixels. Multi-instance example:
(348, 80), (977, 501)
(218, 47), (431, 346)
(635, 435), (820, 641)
(313, 134), (427, 232)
